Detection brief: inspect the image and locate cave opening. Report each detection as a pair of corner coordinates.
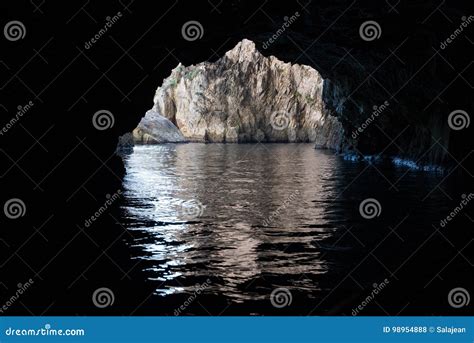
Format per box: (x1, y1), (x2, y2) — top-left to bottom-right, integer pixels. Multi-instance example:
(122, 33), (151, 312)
(120, 39), (343, 150)
(5, 0), (471, 317)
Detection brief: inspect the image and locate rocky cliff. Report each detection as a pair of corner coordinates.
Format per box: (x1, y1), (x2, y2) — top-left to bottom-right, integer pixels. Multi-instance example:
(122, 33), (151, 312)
(133, 39), (343, 148)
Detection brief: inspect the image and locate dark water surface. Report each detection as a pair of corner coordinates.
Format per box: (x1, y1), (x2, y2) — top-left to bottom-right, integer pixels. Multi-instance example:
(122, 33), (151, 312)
(120, 144), (470, 315)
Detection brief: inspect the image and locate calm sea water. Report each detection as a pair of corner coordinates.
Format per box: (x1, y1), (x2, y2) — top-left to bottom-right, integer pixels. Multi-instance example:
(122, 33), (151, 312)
(120, 144), (467, 315)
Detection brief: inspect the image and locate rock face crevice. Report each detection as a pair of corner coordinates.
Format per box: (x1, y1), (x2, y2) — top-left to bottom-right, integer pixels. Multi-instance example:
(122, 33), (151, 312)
(132, 39), (343, 149)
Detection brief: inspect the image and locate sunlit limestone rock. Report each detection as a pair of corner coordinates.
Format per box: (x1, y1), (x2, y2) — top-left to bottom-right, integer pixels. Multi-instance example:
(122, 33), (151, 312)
(132, 110), (186, 143)
(136, 39), (343, 148)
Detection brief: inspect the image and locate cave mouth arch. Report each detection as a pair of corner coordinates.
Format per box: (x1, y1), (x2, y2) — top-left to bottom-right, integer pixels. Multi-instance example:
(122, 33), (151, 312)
(119, 39), (343, 151)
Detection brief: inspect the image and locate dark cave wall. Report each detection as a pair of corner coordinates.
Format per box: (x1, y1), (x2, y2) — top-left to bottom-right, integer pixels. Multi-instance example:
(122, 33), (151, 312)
(238, 0), (473, 166)
(120, 0), (472, 165)
(1, 0), (472, 314)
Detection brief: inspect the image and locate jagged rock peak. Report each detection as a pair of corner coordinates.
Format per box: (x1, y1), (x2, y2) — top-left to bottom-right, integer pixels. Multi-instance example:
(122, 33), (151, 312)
(133, 39), (343, 147)
(224, 39), (262, 62)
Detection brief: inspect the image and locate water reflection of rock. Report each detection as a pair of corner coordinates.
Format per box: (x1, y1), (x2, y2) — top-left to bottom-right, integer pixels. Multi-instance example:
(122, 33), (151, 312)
(123, 144), (337, 300)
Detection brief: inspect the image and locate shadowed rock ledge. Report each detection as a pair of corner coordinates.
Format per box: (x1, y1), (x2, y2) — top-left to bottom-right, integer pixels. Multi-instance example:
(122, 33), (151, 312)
(132, 110), (186, 143)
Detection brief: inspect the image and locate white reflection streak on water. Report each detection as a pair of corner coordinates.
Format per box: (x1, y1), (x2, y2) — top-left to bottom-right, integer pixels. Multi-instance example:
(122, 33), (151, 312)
(122, 144), (332, 299)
